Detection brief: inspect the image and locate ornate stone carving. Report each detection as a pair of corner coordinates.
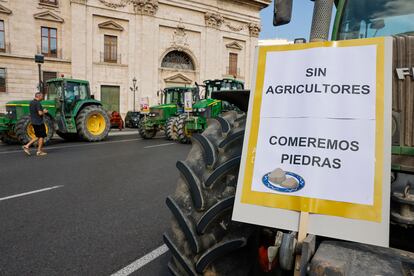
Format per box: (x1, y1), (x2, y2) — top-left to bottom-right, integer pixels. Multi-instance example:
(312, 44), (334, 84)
(99, 0), (127, 8)
(248, 22), (261, 37)
(171, 19), (189, 51)
(131, 0), (158, 16)
(225, 22), (244, 32)
(204, 12), (224, 28)
(98, 0), (158, 15)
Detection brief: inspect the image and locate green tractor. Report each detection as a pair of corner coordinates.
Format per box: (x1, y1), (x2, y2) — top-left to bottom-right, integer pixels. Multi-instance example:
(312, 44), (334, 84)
(137, 86), (198, 140)
(174, 78), (245, 144)
(0, 78), (110, 144)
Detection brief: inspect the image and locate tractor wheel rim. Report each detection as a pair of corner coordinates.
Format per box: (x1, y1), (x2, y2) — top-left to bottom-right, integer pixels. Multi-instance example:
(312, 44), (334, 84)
(86, 113), (106, 136)
(27, 123), (49, 139)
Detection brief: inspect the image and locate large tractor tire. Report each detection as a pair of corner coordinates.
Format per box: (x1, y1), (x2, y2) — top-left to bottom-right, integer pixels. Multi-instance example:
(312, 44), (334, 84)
(76, 105), (110, 142)
(138, 117), (156, 139)
(15, 115), (54, 145)
(164, 111), (256, 275)
(165, 117), (178, 141)
(176, 114), (191, 144)
(0, 130), (19, 145)
(56, 130), (79, 142)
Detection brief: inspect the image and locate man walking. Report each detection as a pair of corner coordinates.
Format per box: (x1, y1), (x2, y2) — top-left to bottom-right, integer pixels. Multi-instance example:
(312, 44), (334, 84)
(22, 92), (48, 156)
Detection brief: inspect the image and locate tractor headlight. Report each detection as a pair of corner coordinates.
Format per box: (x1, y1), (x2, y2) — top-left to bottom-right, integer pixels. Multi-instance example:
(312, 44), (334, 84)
(198, 108), (206, 112)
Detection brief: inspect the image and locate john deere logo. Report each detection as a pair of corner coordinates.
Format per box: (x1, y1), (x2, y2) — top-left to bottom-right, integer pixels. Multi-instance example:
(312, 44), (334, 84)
(262, 168), (305, 193)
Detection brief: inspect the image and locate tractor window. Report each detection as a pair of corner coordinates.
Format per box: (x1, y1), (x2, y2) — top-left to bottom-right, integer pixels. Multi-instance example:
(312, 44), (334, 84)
(337, 0), (414, 40)
(65, 82), (88, 101)
(46, 82), (61, 100)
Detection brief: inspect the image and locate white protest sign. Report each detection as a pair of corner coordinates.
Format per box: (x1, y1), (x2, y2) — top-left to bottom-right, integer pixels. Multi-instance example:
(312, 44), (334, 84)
(184, 91), (193, 112)
(232, 38), (392, 247)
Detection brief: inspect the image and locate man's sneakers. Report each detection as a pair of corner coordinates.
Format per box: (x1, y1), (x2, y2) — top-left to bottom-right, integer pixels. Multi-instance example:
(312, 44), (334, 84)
(22, 146), (31, 156)
(36, 151), (47, 156)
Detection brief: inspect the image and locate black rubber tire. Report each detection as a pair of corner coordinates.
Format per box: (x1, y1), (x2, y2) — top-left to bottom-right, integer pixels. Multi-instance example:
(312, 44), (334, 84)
(76, 105), (110, 142)
(0, 130), (19, 145)
(138, 117), (156, 139)
(56, 130), (79, 142)
(164, 111), (256, 275)
(166, 117), (178, 141)
(15, 115), (54, 145)
(176, 114), (191, 144)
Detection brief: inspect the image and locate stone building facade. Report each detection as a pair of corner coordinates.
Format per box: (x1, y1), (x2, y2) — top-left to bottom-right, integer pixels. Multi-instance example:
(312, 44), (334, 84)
(0, 0), (270, 114)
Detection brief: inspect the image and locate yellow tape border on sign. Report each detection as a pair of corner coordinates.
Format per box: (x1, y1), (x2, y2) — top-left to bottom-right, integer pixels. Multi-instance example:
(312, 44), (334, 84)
(241, 38), (385, 222)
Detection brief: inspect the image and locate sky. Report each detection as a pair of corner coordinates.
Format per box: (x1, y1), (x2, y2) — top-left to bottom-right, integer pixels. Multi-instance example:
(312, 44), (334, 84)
(259, 0), (335, 41)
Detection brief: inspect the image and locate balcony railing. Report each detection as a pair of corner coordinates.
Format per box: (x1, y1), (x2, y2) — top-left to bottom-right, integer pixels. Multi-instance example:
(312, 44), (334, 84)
(100, 52), (122, 64)
(226, 66), (240, 77)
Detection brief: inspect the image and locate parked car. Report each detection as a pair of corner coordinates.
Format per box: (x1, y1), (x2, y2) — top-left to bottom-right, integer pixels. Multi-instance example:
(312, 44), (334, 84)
(125, 111), (142, 128)
(109, 111), (124, 130)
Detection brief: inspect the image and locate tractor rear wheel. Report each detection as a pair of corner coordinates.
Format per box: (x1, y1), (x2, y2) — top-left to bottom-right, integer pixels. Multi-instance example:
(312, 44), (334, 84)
(164, 111), (256, 275)
(76, 105), (110, 142)
(0, 130), (19, 145)
(166, 117), (178, 141)
(15, 115), (54, 145)
(138, 117), (156, 139)
(176, 114), (191, 144)
(56, 130), (79, 142)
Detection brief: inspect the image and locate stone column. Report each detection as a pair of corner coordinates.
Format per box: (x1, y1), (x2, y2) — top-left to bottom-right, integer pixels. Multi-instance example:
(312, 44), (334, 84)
(204, 12), (224, 80)
(70, 0), (87, 79)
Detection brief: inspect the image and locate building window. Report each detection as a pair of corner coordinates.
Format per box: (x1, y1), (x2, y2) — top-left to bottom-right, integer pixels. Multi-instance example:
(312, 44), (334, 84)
(104, 35), (118, 63)
(0, 20), (5, 52)
(43, 71), (57, 94)
(41, 27), (57, 57)
(228, 53), (238, 76)
(40, 0), (58, 5)
(161, 51), (195, 70)
(0, 68), (6, 92)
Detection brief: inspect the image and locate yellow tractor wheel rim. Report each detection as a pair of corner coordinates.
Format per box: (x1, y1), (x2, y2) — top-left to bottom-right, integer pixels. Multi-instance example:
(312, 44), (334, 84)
(27, 124), (49, 139)
(86, 113), (106, 136)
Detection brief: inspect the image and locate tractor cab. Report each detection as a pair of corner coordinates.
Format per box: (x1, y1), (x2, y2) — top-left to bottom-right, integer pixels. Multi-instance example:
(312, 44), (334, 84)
(162, 86), (199, 108)
(202, 78), (244, 99)
(46, 78), (92, 117)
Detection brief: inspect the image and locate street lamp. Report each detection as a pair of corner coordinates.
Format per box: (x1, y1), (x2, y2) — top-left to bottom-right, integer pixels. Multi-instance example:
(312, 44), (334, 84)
(34, 54), (44, 94)
(129, 77), (138, 112)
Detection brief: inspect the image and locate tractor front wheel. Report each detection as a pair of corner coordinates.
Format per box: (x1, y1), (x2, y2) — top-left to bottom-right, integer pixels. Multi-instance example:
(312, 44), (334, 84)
(138, 117), (156, 139)
(165, 117), (178, 141)
(76, 105), (110, 142)
(15, 115), (54, 145)
(176, 114), (191, 144)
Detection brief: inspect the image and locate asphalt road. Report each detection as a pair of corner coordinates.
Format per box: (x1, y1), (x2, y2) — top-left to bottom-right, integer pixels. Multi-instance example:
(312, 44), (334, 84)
(0, 131), (191, 275)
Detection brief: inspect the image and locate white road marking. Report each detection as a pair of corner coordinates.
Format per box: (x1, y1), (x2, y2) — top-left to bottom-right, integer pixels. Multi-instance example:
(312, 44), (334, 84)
(0, 138), (141, 155)
(111, 244), (169, 276)
(0, 185), (63, 202)
(144, 143), (175, 149)
(109, 131), (138, 137)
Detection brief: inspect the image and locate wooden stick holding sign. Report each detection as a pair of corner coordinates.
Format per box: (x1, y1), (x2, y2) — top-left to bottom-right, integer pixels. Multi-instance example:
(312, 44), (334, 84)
(294, 211), (309, 276)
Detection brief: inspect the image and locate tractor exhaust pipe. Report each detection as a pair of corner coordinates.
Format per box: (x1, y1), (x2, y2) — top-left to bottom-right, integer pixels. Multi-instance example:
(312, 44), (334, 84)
(309, 0), (334, 42)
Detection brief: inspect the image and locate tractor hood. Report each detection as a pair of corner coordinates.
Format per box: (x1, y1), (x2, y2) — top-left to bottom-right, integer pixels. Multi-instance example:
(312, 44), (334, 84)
(193, 99), (221, 109)
(6, 100), (56, 108)
(150, 104), (177, 110)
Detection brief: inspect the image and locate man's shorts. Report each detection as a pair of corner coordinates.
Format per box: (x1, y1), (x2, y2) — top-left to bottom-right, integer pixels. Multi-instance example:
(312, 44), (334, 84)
(32, 124), (47, 138)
